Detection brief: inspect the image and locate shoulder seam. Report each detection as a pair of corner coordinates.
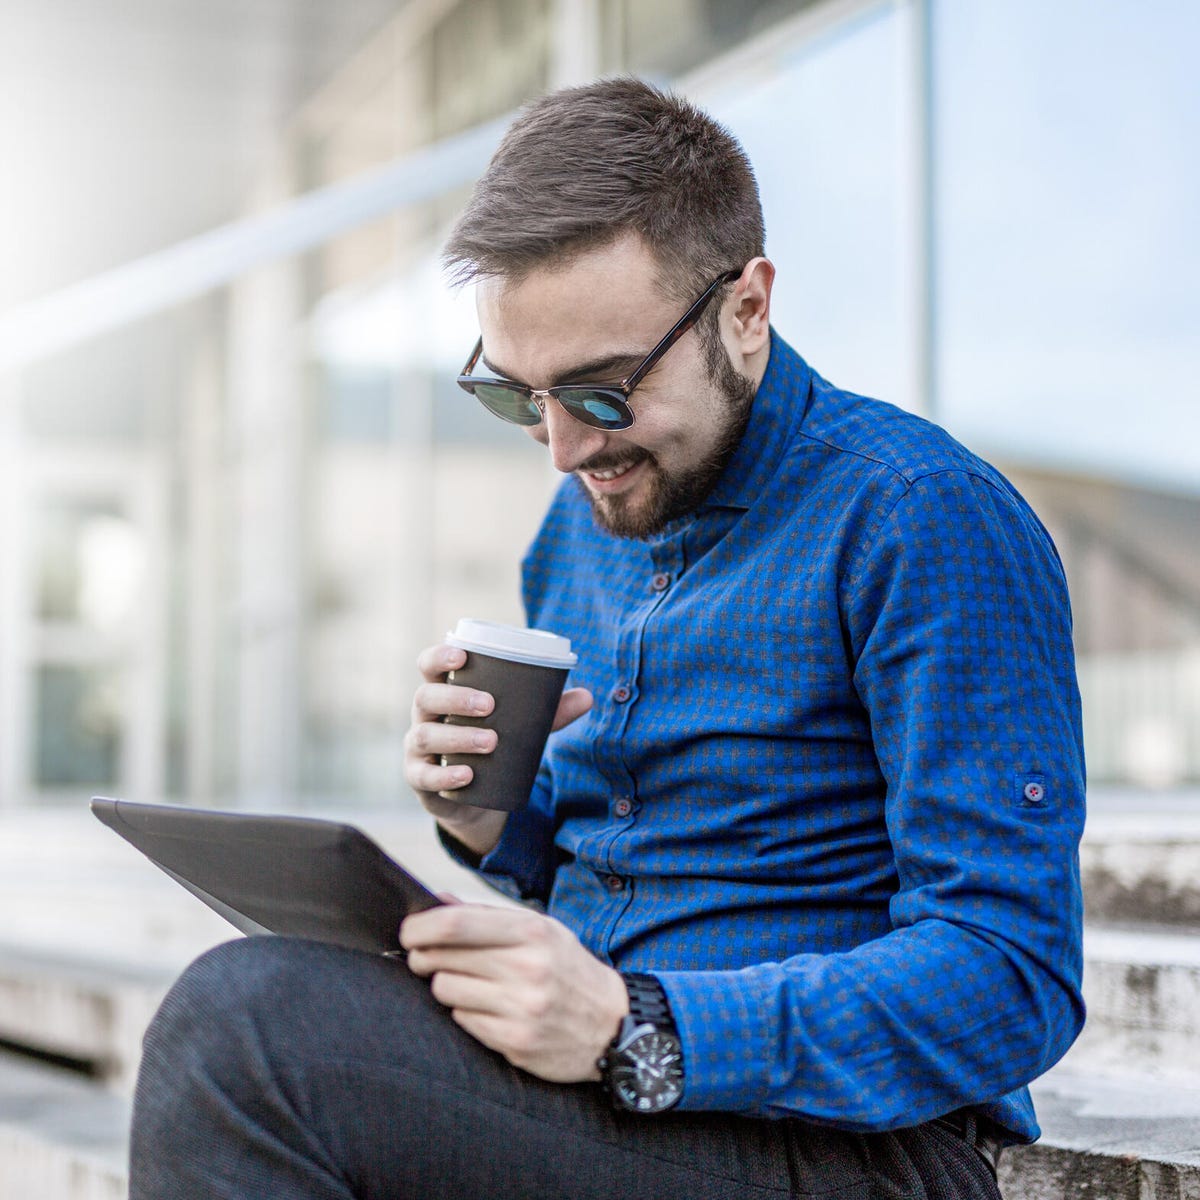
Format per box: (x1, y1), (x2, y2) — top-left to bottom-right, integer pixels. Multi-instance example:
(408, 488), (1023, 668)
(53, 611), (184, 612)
(792, 427), (998, 493)
(839, 467), (1019, 612)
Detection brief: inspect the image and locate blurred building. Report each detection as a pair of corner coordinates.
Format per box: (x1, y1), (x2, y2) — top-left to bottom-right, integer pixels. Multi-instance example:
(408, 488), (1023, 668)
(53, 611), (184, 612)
(0, 0), (1196, 811)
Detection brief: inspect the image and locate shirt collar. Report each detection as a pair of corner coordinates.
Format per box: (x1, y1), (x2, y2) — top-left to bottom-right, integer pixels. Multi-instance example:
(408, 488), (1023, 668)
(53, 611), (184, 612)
(698, 330), (813, 513)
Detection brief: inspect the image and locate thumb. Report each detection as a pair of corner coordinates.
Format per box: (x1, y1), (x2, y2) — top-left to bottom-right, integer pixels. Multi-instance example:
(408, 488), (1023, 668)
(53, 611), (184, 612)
(552, 687), (593, 732)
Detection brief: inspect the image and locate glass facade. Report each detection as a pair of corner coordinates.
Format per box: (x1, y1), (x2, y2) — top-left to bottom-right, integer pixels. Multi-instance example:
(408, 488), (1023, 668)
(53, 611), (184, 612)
(1, 0), (1196, 807)
(700, 4), (915, 410)
(936, 0), (1200, 494)
(34, 664), (124, 788)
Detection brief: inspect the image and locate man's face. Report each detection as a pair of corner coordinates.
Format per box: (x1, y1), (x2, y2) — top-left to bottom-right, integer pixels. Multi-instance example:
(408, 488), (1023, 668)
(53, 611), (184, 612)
(475, 236), (757, 538)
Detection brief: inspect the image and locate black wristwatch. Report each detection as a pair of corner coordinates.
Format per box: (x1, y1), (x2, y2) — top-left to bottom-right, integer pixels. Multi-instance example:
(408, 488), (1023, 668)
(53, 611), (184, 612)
(597, 973), (684, 1114)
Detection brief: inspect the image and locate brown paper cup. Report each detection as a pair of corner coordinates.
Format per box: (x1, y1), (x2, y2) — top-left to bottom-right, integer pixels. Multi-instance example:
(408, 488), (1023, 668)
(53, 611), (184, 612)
(440, 619), (577, 812)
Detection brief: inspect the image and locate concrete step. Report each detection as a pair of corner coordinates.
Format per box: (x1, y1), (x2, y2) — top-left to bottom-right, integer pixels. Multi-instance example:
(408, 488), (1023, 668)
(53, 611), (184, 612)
(1066, 924), (1200, 1082)
(1000, 1066), (1200, 1199)
(0, 944), (174, 1091)
(1081, 812), (1200, 928)
(0, 1049), (129, 1200)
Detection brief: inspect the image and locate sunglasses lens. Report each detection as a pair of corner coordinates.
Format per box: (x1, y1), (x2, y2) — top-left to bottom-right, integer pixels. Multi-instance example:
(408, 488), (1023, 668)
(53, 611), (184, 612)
(470, 384), (543, 426)
(558, 390), (633, 430)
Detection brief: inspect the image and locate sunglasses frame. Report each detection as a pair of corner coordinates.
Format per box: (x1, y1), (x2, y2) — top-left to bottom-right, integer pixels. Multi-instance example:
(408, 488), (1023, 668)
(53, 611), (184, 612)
(456, 268), (742, 431)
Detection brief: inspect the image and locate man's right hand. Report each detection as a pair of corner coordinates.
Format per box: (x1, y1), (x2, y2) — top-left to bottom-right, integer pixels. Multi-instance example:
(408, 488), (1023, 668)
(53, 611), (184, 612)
(404, 642), (593, 858)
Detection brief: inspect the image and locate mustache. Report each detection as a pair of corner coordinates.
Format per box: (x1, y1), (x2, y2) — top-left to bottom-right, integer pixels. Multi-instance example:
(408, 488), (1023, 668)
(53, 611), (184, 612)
(575, 448), (652, 474)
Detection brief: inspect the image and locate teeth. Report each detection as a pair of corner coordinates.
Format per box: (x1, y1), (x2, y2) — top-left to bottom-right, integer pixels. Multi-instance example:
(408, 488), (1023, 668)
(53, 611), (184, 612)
(589, 462), (634, 481)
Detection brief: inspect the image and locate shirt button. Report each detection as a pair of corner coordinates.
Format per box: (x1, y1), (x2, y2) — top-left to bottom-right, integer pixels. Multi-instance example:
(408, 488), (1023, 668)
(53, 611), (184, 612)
(651, 572), (670, 592)
(612, 684), (631, 703)
(604, 874), (625, 893)
(1023, 781), (1045, 803)
(614, 797), (633, 817)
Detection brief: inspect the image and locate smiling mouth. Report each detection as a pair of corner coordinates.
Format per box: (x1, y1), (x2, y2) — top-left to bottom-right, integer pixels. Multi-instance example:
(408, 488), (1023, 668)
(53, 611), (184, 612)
(585, 462), (637, 482)
(577, 449), (651, 484)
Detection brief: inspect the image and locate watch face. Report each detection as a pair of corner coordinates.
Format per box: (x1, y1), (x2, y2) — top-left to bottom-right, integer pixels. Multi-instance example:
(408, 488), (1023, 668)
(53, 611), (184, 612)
(610, 1031), (684, 1113)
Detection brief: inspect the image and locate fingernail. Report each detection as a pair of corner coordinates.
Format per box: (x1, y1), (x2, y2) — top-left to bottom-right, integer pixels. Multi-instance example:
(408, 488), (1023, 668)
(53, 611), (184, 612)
(453, 768), (471, 783)
(472, 732), (492, 749)
(469, 695), (490, 714)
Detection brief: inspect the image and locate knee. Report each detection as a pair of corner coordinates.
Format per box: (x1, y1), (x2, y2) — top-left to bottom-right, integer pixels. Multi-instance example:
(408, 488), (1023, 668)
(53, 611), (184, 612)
(141, 937), (338, 1080)
(141, 940), (262, 1066)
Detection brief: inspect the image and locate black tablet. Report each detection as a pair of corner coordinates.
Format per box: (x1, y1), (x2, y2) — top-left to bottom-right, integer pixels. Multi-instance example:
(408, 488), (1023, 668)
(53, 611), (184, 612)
(91, 798), (442, 956)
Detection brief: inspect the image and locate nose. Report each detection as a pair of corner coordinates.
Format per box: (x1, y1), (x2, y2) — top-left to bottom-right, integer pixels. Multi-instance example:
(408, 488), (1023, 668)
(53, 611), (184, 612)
(534, 392), (609, 474)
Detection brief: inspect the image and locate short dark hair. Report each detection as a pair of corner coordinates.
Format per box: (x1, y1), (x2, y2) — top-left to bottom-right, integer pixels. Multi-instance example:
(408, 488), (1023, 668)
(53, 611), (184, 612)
(442, 76), (765, 301)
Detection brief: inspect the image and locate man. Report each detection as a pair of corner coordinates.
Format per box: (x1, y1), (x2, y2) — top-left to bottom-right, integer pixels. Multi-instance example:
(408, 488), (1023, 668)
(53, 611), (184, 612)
(131, 78), (1085, 1199)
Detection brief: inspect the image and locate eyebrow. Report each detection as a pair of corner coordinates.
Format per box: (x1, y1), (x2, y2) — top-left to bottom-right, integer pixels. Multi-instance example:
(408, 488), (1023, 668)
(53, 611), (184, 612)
(481, 349), (649, 388)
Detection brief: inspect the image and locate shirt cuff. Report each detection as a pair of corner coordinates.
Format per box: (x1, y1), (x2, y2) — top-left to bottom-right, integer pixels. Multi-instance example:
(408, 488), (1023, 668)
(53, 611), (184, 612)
(654, 966), (776, 1113)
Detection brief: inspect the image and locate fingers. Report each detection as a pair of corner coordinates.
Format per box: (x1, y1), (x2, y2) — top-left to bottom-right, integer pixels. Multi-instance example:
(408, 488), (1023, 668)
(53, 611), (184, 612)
(405, 710), (496, 773)
(406, 643), (497, 800)
(401, 905), (627, 1083)
(406, 946), (500, 981)
(401, 903), (539, 953)
(415, 642), (466, 684)
(414, 680), (494, 724)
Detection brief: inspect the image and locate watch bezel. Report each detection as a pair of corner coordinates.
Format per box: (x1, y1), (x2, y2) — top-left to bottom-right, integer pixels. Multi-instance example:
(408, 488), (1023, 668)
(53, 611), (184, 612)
(602, 1018), (685, 1114)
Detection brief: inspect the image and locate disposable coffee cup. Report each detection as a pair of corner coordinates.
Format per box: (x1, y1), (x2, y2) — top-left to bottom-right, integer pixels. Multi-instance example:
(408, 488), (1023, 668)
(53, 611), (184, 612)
(440, 618), (578, 812)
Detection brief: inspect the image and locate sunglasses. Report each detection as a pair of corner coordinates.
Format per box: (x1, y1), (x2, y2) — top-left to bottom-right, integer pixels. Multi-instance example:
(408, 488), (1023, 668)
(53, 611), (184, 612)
(456, 269), (742, 431)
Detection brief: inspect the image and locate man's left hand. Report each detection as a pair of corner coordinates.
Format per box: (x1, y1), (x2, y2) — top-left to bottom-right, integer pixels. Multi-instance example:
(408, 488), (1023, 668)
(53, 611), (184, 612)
(400, 903), (630, 1083)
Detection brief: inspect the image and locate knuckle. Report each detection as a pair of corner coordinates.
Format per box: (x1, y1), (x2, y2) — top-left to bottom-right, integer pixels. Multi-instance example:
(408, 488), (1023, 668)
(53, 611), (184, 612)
(523, 917), (553, 946)
(507, 1022), (539, 1057)
(523, 987), (552, 1021)
(438, 908), (466, 939)
(517, 948), (551, 986)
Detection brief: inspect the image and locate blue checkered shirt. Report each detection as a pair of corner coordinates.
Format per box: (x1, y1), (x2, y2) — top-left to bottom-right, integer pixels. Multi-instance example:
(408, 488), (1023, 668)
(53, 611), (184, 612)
(458, 332), (1085, 1142)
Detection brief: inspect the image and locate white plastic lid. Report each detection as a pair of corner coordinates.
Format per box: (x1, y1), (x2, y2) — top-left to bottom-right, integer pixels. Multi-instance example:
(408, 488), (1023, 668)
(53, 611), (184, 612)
(446, 618), (577, 668)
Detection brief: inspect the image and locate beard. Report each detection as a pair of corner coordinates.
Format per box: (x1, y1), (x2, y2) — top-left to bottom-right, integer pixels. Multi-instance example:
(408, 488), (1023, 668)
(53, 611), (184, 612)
(572, 340), (758, 539)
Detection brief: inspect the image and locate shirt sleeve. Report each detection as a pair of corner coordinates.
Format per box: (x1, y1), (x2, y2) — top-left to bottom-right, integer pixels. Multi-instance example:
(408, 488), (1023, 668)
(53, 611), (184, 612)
(655, 468), (1087, 1130)
(437, 764), (560, 906)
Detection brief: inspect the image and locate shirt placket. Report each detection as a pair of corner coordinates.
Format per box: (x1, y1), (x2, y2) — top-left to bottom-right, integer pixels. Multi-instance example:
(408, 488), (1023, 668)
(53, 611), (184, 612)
(589, 528), (689, 958)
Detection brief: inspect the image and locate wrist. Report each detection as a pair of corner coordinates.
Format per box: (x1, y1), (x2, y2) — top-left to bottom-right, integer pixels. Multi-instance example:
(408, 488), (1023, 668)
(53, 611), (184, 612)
(585, 965), (631, 1081)
(597, 973), (684, 1113)
(432, 806), (507, 858)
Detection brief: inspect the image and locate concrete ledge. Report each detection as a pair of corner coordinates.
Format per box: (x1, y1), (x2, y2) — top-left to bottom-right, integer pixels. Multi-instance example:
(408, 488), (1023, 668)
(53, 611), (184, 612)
(1000, 1069), (1200, 1199)
(1076, 926), (1200, 1081)
(1081, 821), (1200, 927)
(0, 1050), (129, 1200)
(0, 945), (175, 1090)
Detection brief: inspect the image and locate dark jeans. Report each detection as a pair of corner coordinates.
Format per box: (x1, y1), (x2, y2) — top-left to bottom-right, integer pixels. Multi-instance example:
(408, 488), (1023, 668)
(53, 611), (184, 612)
(129, 938), (1002, 1200)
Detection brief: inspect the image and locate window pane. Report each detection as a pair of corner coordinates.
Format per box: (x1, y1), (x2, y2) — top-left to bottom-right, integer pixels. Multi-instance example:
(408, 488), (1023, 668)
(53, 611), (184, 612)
(937, 0), (1200, 491)
(34, 499), (143, 630)
(699, 6), (912, 408)
(612, 0), (825, 78)
(34, 664), (123, 787)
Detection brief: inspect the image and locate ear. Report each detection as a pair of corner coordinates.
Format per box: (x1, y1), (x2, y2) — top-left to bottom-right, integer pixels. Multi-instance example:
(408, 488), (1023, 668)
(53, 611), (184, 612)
(727, 257), (774, 358)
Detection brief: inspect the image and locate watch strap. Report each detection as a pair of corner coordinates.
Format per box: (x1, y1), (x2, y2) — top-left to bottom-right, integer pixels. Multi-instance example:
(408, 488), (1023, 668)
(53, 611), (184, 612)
(621, 972), (677, 1035)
